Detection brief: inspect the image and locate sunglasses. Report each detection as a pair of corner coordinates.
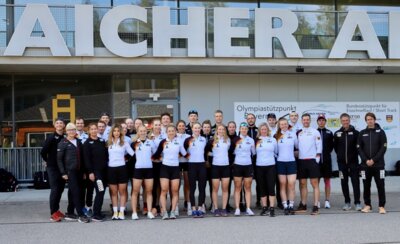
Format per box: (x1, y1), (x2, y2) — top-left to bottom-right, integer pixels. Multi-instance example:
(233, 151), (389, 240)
(240, 122), (248, 127)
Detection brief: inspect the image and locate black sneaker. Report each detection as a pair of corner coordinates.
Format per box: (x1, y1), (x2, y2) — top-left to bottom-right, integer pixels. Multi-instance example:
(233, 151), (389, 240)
(239, 203), (246, 213)
(295, 203), (307, 213)
(284, 207), (290, 215)
(260, 207), (268, 216)
(64, 213), (78, 221)
(92, 215), (105, 222)
(277, 203), (284, 210)
(289, 206), (295, 215)
(78, 215), (90, 223)
(110, 204), (113, 214)
(311, 206), (319, 215)
(226, 204), (234, 213)
(269, 207), (275, 217)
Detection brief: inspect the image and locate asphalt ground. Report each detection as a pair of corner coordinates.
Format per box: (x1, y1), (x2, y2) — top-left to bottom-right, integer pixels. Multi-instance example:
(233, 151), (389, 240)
(0, 177), (399, 244)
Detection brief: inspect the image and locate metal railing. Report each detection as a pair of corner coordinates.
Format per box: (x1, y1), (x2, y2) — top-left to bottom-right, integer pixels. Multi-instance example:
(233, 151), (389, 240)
(0, 147), (44, 183)
(0, 4), (390, 57)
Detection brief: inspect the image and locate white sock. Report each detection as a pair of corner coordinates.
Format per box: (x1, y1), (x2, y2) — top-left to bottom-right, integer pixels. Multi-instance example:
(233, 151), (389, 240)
(289, 201), (294, 208)
(113, 207), (118, 213)
(120, 207), (125, 213)
(187, 202), (192, 209)
(283, 202), (288, 209)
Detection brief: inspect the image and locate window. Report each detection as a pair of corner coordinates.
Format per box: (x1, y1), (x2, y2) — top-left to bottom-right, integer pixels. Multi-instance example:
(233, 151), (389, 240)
(261, 0), (336, 50)
(0, 75), (12, 148)
(13, 75), (111, 147)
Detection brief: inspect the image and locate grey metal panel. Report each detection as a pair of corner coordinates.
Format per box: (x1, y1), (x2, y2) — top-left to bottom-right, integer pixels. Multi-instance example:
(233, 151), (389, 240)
(179, 74), (219, 122)
(259, 74), (299, 101)
(298, 75), (337, 101)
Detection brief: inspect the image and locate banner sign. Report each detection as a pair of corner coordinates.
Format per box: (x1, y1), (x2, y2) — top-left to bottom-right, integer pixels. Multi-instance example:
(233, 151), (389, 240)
(234, 102), (400, 148)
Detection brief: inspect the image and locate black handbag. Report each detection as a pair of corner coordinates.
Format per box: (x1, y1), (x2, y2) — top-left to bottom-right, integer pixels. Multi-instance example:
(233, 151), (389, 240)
(33, 171), (50, 189)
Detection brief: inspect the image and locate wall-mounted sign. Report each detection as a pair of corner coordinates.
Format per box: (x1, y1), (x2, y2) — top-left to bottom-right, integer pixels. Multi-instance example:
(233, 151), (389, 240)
(234, 102), (400, 148)
(2, 4), (399, 59)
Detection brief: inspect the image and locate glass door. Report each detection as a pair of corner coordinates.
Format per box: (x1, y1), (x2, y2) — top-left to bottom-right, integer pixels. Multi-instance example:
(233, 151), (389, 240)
(132, 99), (179, 128)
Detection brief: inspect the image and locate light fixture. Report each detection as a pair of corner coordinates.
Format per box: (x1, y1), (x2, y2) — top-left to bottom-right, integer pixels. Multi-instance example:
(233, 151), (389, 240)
(375, 66), (384, 74)
(296, 66), (304, 73)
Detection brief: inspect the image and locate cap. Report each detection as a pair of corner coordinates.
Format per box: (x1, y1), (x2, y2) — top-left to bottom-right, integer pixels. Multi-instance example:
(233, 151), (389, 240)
(317, 114), (326, 121)
(267, 113), (276, 119)
(188, 109), (198, 116)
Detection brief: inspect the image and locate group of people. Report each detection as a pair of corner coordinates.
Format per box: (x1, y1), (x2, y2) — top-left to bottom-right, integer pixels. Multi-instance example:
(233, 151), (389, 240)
(40, 109), (388, 223)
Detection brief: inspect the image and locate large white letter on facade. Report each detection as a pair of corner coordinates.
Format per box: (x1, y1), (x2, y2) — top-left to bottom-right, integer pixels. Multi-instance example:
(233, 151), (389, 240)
(329, 11), (385, 59)
(255, 9), (302, 58)
(389, 11), (400, 59)
(4, 4), (70, 56)
(214, 8), (250, 57)
(75, 4), (93, 56)
(100, 5), (147, 57)
(153, 7), (205, 57)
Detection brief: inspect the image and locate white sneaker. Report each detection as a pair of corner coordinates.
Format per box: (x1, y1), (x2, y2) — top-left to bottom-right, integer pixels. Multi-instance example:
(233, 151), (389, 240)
(187, 208), (193, 216)
(355, 204), (362, 211)
(147, 212), (155, 219)
(131, 212), (139, 220)
(234, 208), (241, 216)
(246, 208), (254, 216)
(324, 200), (331, 209)
(174, 206), (179, 216)
(118, 211), (125, 220)
(112, 212), (118, 220)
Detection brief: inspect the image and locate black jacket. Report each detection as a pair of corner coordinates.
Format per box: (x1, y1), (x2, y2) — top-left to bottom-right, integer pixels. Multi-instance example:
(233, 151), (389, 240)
(83, 137), (109, 174)
(57, 138), (84, 175)
(247, 126), (258, 141)
(333, 125), (359, 166)
(185, 123), (193, 136)
(317, 127), (334, 165)
(357, 123), (387, 169)
(41, 132), (65, 168)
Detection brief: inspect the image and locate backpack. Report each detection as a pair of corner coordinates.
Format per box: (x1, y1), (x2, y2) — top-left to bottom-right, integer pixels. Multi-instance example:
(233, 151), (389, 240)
(0, 168), (18, 192)
(395, 161), (400, 176)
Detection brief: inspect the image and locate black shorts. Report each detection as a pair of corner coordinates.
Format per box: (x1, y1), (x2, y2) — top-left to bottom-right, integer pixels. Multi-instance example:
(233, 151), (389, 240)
(133, 168), (154, 180)
(211, 165), (231, 179)
(276, 161), (297, 175)
(297, 159), (321, 179)
(256, 165), (276, 197)
(320, 161), (332, 178)
(233, 164), (254, 178)
(126, 161), (134, 179)
(160, 164), (181, 180)
(179, 163), (188, 172)
(107, 165), (129, 185)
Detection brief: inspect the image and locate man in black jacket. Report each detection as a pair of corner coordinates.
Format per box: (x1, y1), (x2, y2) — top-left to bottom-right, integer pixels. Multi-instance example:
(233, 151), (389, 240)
(57, 123), (89, 223)
(334, 113), (361, 211)
(83, 123), (109, 222)
(317, 114), (334, 209)
(40, 117), (66, 222)
(357, 112), (387, 214)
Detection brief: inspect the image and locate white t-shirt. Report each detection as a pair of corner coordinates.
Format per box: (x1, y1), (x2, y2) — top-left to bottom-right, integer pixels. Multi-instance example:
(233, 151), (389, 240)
(276, 130), (298, 162)
(108, 140), (134, 167)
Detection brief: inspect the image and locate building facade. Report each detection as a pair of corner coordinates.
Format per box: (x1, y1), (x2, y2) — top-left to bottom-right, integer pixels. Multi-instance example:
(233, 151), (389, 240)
(1, 0), (400, 176)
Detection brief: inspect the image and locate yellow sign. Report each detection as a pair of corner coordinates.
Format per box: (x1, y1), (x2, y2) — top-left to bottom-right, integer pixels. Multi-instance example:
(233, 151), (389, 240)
(52, 94), (76, 123)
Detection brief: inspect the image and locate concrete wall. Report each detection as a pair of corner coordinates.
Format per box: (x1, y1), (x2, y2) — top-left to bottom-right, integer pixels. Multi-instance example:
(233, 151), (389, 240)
(180, 73), (400, 171)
